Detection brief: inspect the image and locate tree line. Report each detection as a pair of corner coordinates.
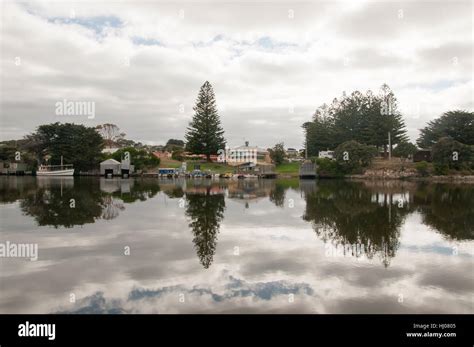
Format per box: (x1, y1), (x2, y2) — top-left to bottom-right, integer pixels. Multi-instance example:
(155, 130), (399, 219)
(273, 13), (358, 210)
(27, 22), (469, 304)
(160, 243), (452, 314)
(303, 83), (473, 175)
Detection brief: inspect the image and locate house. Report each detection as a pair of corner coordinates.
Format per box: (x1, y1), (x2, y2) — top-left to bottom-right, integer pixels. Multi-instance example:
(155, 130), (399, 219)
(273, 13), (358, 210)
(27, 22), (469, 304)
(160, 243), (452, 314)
(235, 162), (276, 177)
(183, 152), (218, 162)
(0, 162), (28, 175)
(102, 146), (120, 154)
(318, 150), (335, 160)
(225, 141), (272, 165)
(286, 148), (298, 157)
(413, 150), (432, 162)
(153, 151), (172, 159)
(100, 159), (134, 177)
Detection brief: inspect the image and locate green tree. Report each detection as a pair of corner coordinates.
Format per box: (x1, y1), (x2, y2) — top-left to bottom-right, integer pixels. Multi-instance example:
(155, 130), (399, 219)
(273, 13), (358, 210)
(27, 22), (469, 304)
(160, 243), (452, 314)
(431, 137), (474, 171)
(304, 85), (408, 156)
(367, 84), (408, 154)
(417, 110), (474, 148)
(171, 149), (184, 161)
(393, 141), (418, 159)
(185, 81), (226, 161)
(269, 142), (286, 165)
(165, 139), (185, 152)
(111, 147), (160, 170)
(27, 123), (104, 172)
(334, 140), (378, 174)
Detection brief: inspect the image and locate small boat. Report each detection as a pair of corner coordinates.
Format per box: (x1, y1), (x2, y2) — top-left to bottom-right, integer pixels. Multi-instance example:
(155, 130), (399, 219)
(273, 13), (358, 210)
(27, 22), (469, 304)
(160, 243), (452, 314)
(37, 156), (74, 176)
(237, 173), (258, 179)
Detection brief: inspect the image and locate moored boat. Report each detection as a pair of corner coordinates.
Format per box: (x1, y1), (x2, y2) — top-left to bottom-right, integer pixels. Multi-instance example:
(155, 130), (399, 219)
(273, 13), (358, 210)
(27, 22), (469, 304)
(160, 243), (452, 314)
(36, 156), (74, 176)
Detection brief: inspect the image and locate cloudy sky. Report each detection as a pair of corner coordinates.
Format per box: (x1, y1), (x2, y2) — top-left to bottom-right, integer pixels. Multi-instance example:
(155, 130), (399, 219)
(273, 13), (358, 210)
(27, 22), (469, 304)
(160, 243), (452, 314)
(1, 0), (472, 149)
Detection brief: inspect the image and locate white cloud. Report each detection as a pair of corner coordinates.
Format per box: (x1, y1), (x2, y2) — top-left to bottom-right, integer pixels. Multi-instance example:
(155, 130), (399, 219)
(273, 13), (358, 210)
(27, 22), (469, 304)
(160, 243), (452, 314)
(1, 0), (472, 148)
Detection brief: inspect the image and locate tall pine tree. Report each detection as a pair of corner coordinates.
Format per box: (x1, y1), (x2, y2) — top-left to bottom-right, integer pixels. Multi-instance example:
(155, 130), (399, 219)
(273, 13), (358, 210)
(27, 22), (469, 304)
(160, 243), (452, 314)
(185, 81), (226, 161)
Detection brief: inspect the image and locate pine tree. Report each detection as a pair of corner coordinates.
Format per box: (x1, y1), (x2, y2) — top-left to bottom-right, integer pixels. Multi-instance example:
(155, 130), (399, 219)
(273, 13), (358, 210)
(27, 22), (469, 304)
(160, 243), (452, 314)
(185, 81), (226, 161)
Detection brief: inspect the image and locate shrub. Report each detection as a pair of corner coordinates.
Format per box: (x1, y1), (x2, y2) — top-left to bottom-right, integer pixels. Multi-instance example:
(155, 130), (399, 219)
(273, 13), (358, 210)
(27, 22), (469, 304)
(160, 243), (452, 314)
(111, 147), (160, 170)
(415, 161), (429, 176)
(334, 141), (378, 174)
(315, 158), (344, 177)
(432, 137), (474, 170)
(393, 141), (418, 159)
(433, 163), (449, 175)
(172, 149), (184, 161)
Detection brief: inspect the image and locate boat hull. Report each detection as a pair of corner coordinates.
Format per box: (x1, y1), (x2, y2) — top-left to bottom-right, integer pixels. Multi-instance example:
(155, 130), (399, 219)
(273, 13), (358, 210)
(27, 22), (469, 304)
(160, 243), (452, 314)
(37, 169), (74, 176)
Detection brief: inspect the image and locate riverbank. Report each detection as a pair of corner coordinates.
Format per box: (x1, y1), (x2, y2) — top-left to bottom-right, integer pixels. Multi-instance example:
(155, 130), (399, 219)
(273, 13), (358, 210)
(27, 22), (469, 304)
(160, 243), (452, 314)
(275, 158), (474, 181)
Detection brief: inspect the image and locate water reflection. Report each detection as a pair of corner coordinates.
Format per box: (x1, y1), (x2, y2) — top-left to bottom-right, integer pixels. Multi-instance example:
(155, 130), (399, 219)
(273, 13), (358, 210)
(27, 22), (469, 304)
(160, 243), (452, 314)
(0, 177), (160, 228)
(0, 176), (472, 313)
(413, 183), (474, 240)
(1, 176), (473, 252)
(302, 180), (412, 267)
(185, 184), (226, 269)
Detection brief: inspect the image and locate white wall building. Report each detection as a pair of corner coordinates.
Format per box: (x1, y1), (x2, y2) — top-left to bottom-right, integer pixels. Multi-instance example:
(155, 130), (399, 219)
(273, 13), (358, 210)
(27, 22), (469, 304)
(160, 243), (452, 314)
(318, 150), (335, 159)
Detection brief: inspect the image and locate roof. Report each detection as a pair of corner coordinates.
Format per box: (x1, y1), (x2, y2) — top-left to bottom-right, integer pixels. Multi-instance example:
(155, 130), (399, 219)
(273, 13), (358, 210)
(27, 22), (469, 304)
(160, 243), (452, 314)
(100, 159), (121, 165)
(230, 145), (268, 152)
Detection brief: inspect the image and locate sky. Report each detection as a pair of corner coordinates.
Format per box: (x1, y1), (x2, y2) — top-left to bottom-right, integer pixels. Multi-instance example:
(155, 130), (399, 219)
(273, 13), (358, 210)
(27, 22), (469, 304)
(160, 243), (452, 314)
(1, 0), (473, 149)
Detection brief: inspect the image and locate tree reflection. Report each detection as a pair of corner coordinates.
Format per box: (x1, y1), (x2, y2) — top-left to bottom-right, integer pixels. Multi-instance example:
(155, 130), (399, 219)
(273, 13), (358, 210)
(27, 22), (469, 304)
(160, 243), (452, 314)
(20, 178), (103, 228)
(414, 183), (474, 240)
(18, 177), (161, 228)
(269, 182), (286, 208)
(185, 186), (226, 269)
(302, 180), (411, 266)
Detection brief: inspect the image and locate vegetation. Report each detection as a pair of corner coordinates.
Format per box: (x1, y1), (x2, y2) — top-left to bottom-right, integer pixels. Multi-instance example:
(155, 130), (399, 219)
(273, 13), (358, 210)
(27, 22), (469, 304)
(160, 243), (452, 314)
(315, 158), (343, 178)
(304, 84), (408, 157)
(95, 123), (125, 148)
(109, 147), (160, 170)
(171, 148), (184, 161)
(24, 122), (104, 172)
(334, 141), (378, 174)
(185, 81), (226, 161)
(392, 141), (418, 159)
(275, 162), (300, 174)
(431, 137), (474, 172)
(0, 140), (37, 169)
(415, 161), (429, 177)
(269, 142), (286, 165)
(417, 110), (474, 148)
(165, 139), (184, 152)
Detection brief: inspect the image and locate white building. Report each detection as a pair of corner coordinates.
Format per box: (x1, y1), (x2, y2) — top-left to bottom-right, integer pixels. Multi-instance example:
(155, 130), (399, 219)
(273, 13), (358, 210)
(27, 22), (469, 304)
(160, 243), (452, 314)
(318, 150), (335, 159)
(224, 142), (271, 165)
(286, 148), (298, 157)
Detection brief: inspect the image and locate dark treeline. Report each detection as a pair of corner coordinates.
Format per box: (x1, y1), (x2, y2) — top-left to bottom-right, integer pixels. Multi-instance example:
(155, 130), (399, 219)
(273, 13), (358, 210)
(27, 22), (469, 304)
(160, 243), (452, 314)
(303, 84), (408, 157)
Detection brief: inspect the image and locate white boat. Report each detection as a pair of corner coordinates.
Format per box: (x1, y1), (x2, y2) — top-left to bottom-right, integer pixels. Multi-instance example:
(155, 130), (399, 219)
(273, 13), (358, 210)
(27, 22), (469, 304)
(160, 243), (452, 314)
(37, 156), (74, 176)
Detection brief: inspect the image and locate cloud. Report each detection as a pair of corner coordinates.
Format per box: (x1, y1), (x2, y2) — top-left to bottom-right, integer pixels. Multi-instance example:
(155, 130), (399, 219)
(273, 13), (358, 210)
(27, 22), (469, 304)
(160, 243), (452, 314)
(1, 0), (472, 148)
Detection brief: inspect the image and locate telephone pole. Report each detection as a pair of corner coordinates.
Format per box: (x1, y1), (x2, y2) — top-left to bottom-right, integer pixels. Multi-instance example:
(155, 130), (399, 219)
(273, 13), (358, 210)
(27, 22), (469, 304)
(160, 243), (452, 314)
(388, 132), (392, 161)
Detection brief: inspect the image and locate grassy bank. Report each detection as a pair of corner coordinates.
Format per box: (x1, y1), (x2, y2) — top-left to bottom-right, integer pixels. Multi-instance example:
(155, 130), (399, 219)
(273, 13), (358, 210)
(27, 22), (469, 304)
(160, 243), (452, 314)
(159, 158), (232, 174)
(275, 162), (300, 175)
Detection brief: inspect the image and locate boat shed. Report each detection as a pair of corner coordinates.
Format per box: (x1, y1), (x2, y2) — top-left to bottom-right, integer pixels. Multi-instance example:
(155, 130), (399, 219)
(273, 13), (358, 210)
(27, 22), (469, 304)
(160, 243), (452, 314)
(100, 159), (121, 177)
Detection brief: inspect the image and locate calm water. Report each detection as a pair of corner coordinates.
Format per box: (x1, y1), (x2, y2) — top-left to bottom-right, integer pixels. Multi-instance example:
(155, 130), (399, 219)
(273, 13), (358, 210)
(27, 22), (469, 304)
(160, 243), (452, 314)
(0, 176), (472, 313)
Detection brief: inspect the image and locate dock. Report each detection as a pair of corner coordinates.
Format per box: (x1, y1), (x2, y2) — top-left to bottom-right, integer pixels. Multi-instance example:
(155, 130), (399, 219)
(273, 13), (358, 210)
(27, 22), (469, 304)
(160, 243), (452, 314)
(299, 161), (317, 179)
